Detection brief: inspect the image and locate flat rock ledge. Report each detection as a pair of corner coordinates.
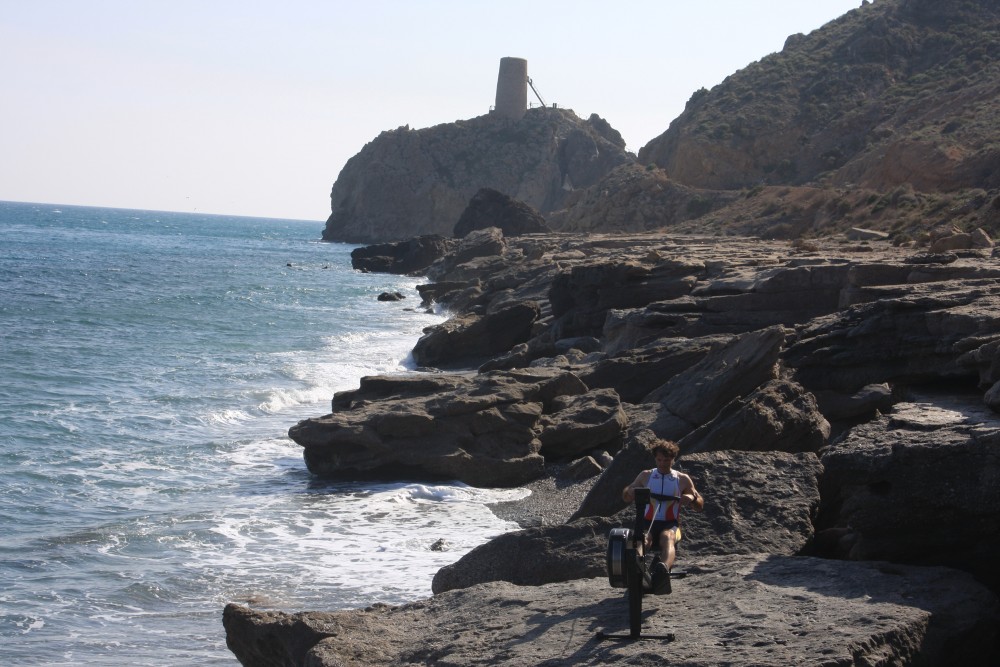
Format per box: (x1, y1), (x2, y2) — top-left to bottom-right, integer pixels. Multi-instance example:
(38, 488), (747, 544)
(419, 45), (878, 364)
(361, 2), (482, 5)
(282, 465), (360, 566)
(223, 554), (998, 667)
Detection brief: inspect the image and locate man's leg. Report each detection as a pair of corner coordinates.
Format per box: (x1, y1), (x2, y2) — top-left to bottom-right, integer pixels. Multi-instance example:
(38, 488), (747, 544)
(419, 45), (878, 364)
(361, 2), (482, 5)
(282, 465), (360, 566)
(650, 523), (673, 594)
(659, 528), (678, 571)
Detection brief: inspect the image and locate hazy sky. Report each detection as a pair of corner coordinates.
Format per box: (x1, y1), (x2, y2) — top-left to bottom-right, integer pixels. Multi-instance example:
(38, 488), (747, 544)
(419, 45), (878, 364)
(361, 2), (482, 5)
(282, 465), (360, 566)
(1, 1), (862, 221)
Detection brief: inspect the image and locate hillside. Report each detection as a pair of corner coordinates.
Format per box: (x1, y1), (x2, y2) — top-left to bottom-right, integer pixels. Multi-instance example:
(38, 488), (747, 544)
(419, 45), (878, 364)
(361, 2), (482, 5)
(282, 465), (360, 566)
(559, 0), (1000, 241)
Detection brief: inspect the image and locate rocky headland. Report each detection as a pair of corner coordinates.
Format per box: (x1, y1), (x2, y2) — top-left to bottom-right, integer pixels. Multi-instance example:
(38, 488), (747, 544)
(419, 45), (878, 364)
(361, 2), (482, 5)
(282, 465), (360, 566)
(321, 109), (631, 244)
(226, 0), (1000, 663)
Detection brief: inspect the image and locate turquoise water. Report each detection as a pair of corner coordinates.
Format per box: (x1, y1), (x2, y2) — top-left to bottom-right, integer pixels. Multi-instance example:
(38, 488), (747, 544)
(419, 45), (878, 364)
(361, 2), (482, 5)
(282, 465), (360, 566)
(0, 201), (525, 665)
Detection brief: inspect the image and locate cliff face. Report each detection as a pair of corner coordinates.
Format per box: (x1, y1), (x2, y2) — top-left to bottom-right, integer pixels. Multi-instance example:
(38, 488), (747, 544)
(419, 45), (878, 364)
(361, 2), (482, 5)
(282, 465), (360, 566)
(321, 108), (632, 243)
(639, 0), (1000, 194)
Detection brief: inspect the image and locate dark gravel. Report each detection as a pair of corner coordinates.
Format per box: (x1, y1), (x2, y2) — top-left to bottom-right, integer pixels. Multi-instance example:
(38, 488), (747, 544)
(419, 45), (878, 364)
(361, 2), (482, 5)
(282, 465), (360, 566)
(487, 466), (598, 528)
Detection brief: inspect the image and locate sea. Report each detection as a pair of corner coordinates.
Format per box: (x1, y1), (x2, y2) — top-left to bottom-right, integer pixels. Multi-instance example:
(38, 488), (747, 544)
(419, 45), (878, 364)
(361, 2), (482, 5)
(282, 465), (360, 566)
(0, 201), (529, 666)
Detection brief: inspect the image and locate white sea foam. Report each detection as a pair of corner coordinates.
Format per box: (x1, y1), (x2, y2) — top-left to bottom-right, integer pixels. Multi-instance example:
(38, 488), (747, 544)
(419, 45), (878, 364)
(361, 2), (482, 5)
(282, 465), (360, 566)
(220, 435), (302, 471)
(255, 386), (332, 414)
(18, 617), (45, 634)
(204, 408), (254, 425)
(95, 460), (163, 474)
(190, 481), (530, 606)
(199, 309), (445, 425)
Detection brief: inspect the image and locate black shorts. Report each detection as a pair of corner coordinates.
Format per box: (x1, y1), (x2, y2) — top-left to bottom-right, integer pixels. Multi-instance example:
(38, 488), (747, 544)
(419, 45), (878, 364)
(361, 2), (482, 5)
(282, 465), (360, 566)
(642, 520), (679, 550)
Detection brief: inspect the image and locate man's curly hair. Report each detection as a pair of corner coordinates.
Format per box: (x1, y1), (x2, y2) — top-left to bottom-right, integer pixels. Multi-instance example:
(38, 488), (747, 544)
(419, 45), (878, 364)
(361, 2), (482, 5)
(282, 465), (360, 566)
(649, 439), (680, 459)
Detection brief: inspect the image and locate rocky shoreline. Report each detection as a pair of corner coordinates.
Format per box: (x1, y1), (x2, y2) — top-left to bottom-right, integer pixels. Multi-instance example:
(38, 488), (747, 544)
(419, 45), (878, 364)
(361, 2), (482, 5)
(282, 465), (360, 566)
(224, 227), (1000, 665)
(224, 555), (995, 666)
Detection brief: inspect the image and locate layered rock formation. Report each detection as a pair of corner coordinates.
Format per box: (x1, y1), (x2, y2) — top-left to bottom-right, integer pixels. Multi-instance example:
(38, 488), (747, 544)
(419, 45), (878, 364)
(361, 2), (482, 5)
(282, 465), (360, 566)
(818, 400), (1000, 592)
(225, 228), (1000, 665)
(288, 368), (626, 488)
(321, 109), (631, 243)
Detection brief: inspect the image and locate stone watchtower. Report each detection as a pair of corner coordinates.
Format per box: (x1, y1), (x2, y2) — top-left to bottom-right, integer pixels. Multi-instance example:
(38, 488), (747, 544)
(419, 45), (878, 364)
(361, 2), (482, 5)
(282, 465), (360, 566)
(494, 57), (528, 120)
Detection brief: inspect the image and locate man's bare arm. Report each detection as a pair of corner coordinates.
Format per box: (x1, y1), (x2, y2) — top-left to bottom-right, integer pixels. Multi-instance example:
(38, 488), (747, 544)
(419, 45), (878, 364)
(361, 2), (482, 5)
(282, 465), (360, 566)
(680, 474), (705, 512)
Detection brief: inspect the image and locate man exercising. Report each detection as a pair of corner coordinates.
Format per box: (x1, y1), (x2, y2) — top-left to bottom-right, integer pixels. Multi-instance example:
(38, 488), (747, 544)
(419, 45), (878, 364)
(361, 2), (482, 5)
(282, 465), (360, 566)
(622, 439), (704, 594)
